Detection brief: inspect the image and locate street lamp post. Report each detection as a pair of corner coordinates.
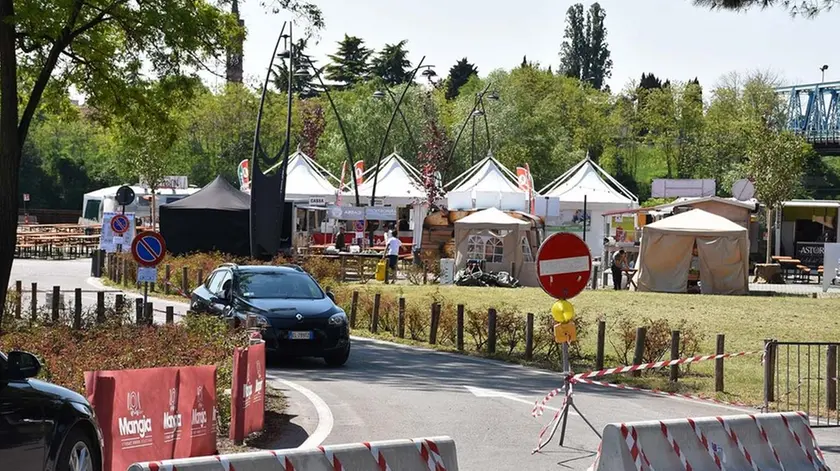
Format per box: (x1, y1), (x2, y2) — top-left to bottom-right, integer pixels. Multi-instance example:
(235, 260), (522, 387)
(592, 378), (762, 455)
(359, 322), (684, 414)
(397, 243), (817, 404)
(447, 84), (499, 167)
(373, 88), (417, 154)
(821, 64), (829, 83)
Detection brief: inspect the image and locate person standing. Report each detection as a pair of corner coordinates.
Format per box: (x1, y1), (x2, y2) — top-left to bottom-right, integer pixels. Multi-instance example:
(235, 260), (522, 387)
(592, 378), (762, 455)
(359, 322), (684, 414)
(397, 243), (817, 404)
(384, 230), (401, 284)
(335, 226), (346, 252)
(612, 249), (628, 290)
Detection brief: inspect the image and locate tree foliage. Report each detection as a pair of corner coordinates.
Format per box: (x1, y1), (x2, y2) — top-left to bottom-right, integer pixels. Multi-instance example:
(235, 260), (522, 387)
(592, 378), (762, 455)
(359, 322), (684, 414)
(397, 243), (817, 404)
(558, 2), (613, 90)
(445, 58), (478, 100)
(325, 34), (372, 88)
(370, 40), (412, 86)
(692, 0), (834, 16)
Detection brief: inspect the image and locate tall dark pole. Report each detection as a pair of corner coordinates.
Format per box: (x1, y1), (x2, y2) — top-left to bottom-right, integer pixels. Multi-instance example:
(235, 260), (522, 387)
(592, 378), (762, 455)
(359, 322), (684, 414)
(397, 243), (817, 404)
(480, 97), (491, 154)
(470, 106), (476, 165)
(250, 21), (287, 258)
(446, 82), (492, 167)
(583, 194), (588, 243)
(369, 56), (426, 245)
(279, 24), (294, 202)
(385, 88), (417, 154)
(301, 54), (360, 206)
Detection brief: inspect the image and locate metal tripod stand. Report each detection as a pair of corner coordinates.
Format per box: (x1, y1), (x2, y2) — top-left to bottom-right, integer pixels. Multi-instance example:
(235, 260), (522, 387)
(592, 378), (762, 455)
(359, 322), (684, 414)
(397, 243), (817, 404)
(541, 343), (602, 448)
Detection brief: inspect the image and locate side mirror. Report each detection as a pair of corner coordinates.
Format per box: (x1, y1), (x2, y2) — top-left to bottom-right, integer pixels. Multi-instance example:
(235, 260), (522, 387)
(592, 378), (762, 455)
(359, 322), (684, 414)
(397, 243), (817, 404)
(210, 296), (229, 305)
(6, 351), (41, 380)
(326, 291), (336, 303)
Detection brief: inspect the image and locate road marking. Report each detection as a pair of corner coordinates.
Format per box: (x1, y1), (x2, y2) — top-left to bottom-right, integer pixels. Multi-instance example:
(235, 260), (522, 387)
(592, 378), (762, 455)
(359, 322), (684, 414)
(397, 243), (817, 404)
(463, 385), (579, 416)
(270, 377), (334, 448)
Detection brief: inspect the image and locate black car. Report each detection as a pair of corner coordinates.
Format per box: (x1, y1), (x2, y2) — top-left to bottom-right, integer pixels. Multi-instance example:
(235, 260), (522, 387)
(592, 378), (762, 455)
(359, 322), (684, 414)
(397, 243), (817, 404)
(190, 264), (351, 366)
(0, 350), (104, 471)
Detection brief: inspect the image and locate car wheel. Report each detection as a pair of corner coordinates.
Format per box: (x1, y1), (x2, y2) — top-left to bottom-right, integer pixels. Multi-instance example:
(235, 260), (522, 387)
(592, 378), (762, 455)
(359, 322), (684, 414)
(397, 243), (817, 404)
(324, 343), (350, 367)
(57, 427), (98, 471)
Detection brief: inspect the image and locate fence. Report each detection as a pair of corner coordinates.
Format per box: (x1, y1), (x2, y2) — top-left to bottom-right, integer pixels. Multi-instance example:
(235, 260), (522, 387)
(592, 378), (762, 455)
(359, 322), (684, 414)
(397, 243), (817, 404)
(764, 339), (840, 427)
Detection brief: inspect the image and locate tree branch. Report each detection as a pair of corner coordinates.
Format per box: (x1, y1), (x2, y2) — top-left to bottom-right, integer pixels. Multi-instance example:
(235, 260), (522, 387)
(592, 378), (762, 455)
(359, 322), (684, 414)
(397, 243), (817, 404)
(69, 0), (128, 39)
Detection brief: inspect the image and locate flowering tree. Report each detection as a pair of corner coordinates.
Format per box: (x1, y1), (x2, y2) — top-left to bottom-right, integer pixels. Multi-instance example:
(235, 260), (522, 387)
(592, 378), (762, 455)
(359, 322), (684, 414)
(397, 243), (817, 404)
(416, 98), (449, 209)
(300, 100), (326, 159)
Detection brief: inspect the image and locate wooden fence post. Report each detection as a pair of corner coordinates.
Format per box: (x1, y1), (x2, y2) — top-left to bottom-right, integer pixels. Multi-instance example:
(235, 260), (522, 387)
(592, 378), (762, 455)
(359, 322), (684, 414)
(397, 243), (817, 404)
(398, 297), (406, 338)
(632, 327), (646, 377)
(197, 269), (204, 289)
(429, 303), (440, 345)
(14, 280), (21, 319)
(181, 267), (189, 295)
(715, 334), (725, 392)
(144, 302), (154, 326)
(670, 330), (680, 383)
(30, 282), (37, 322)
(487, 308), (497, 355)
(135, 298), (143, 324)
(96, 292), (105, 324)
(115, 294), (124, 317)
(371, 293), (381, 333)
(51, 286), (60, 322)
(456, 304), (464, 351)
(73, 288), (82, 330)
(166, 306), (174, 324)
(525, 313), (534, 361)
(349, 291), (359, 329)
(827, 345), (837, 411)
(164, 264), (171, 295)
(596, 320), (606, 370)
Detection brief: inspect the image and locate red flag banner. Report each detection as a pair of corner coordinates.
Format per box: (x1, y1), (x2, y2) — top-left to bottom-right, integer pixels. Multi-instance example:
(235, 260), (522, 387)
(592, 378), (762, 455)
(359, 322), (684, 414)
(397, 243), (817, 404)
(230, 342), (266, 442)
(516, 167), (531, 191)
(354, 160), (365, 185)
(84, 365), (217, 471)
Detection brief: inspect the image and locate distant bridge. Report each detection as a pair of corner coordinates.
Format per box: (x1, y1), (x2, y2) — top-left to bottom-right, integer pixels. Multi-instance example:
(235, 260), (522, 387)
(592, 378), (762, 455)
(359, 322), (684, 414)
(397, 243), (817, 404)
(776, 81), (840, 154)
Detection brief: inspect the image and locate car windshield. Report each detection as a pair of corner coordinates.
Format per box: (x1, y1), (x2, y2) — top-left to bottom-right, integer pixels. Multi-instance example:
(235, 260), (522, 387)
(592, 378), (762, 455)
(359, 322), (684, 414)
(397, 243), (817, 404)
(237, 271), (324, 299)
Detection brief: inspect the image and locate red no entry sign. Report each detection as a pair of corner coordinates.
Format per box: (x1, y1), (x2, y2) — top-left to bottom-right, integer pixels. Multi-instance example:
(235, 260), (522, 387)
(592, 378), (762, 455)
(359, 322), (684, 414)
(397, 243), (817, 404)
(536, 232), (592, 300)
(110, 214), (130, 235)
(131, 231), (166, 267)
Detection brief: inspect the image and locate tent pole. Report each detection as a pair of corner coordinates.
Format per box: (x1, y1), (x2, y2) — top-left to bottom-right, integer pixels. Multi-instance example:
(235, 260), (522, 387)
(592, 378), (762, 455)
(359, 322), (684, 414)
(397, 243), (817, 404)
(583, 195), (587, 242)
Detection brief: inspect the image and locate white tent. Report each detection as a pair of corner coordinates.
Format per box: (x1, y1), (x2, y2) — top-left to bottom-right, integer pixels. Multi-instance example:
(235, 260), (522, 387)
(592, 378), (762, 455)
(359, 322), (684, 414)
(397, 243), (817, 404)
(634, 209), (749, 295)
(265, 150), (341, 202)
(354, 153), (427, 206)
(538, 157), (638, 254)
(446, 154), (527, 211)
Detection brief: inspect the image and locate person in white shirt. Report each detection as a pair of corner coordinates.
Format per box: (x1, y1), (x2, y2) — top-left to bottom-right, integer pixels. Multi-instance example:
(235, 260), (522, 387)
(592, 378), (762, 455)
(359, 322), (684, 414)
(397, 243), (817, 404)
(383, 230), (401, 284)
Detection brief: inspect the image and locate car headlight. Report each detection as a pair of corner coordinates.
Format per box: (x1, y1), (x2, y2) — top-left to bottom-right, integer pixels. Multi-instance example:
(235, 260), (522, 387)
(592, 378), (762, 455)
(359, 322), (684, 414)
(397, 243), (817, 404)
(248, 314), (269, 328)
(328, 312), (347, 326)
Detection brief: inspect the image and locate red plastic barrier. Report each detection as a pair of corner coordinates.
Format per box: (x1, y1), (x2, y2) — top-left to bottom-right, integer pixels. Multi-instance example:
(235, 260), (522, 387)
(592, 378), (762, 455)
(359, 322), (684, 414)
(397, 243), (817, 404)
(229, 342), (266, 442)
(84, 365), (217, 471)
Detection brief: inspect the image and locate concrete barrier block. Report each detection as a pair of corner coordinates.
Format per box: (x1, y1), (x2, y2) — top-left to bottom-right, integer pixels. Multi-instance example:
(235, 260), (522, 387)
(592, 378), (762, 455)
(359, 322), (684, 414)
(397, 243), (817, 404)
(593, 412), (826, 471)
(128, 436), (457, 471)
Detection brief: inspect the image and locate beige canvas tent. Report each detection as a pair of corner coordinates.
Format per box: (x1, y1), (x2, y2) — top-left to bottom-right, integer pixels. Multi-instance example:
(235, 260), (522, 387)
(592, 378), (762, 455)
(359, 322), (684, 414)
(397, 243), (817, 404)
(634, 209), (749, 295)
(454, 207), (539, 286)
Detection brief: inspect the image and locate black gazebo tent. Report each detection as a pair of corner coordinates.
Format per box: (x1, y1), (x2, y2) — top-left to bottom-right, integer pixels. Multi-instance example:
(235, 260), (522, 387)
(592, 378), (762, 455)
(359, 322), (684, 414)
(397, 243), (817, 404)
(160, 176), (251, 256)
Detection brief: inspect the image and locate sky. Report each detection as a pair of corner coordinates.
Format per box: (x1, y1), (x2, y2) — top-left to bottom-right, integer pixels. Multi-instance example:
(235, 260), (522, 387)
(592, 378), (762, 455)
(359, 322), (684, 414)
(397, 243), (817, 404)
(209, 0), (840, 94)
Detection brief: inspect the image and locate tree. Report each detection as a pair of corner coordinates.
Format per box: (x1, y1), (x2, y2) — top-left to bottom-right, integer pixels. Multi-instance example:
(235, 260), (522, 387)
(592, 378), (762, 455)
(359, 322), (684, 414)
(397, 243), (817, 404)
(417, 97), (449, 208)
(0, 0), (321, 325)
(325, 34), (372, 88)
(558, 2), (613, 89)
(746, 126), (808, 262)
(692, 0), (832, 16)
(272, 38), (318, 97)
(445, 58), (478, 100)
(299, 100), (326, 158)
(370, 40), (412, 86)
(639, 73), (663, 90)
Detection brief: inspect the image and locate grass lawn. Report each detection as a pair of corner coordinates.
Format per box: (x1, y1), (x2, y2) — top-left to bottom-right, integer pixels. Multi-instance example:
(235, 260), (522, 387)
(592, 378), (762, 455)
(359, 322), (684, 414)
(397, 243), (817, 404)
(346, 284), (840, 410)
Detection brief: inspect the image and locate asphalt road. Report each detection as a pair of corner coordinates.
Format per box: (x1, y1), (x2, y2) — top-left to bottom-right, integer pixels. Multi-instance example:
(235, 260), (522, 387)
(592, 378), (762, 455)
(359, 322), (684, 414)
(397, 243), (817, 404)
(9, 258), (840, 470)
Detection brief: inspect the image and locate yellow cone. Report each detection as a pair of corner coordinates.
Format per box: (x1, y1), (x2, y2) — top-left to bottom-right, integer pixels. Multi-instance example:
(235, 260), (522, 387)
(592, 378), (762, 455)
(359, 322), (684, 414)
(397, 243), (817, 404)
(551, 300), (575, 323)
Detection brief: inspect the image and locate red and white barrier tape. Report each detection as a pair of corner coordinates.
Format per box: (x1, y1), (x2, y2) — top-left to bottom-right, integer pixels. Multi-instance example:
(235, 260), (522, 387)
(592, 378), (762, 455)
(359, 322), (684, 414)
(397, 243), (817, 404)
(533, 349), (760, 414)
(749, 414), (784, 471)
(364, 441), (392, 471)
(573, 351), (762, 381)
(573, 378), (751, 410)
(318, 446), (342, 470)
(531, 388), (571, 453)
(781, 413), (825, 471)
(416, 439), (447, 471)
(687, 418), (722, 470)
(641, 449), (655, 471)
(659, 421), (690, 470)
(797, 412), (828, 467)
(621, 424), (647, 471)
(585, 442), (602, 471)
(717, 416), (758, 471)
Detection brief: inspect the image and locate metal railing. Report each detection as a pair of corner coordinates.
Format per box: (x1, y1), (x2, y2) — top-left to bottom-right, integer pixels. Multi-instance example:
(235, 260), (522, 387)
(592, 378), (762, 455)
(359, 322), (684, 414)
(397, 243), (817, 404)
(764, 339), (839, 427)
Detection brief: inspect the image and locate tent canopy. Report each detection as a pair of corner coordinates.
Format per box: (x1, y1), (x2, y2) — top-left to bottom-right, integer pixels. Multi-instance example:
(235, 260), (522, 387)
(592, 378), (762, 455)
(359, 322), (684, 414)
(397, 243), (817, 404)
(454, 207), (535, 283)
(635, 209), (749, 295)
(265, 150), (340, 201)
(355, 153), (427, 203)
(446, 154), (527, 211)
(540, 157), (637, 207)
(160, 176), (251, 256)
(455, 207), (529, 230)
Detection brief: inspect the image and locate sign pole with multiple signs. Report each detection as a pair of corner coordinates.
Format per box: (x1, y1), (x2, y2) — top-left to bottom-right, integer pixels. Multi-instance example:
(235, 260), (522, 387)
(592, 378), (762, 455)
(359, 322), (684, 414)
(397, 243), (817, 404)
(533, 232), (600, 450)
(131, 231), (167, 317)
(114, 186), (135, 252)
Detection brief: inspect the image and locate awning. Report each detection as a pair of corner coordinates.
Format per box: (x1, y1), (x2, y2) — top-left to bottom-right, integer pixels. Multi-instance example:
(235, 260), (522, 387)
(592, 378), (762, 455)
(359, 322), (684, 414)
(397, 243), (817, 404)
(782, 201), (840, 208)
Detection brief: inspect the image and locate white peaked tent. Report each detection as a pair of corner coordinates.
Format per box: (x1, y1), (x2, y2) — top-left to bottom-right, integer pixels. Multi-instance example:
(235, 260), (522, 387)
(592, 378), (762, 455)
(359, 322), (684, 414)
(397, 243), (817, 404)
(265, 150), (341, 202)
(634, 209), (749, 295)
(446, 154), (527, 211)
(538, 157), (638, 254)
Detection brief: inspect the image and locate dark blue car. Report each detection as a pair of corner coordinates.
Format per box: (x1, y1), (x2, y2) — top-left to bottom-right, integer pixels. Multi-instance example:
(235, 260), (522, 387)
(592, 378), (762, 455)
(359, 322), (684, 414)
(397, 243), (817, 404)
(0, 350), (104, 471)
(190, 264), (350, 366)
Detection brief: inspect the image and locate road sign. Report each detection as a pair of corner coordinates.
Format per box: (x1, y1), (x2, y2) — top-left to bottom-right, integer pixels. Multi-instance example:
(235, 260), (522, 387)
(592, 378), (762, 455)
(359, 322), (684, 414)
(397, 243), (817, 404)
(110, 214), (130, 235)
(22, 193), (30, 202)
(115, 185), (135, 206)
(131, 231), (166, 267)
(536, 232), (592, 300)
(137, 267), (158, 283)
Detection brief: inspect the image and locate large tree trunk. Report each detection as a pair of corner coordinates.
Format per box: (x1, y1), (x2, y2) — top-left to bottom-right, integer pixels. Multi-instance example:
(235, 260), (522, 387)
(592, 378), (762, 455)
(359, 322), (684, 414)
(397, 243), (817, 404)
(765, 207), (773, 264)
(0, 0), (21, 330)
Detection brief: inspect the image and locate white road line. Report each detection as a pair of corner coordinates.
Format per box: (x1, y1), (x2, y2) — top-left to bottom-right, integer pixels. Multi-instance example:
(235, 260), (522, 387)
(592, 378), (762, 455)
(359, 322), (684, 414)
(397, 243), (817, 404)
(269, 377), (334, 448)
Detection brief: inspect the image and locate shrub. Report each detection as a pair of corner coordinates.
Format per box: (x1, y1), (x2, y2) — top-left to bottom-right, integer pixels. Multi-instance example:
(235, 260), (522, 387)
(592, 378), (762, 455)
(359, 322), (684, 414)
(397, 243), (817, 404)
(610, 316), (706, 372)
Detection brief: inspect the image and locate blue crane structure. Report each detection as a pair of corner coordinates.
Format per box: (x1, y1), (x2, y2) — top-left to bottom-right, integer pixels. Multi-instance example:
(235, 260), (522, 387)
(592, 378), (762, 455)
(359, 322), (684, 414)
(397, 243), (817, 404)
(777, 81), (840, 154)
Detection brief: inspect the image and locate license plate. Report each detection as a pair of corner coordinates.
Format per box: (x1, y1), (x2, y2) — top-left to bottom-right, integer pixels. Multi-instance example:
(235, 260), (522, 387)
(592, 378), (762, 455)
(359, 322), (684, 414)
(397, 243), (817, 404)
(289, 331), (313, 340)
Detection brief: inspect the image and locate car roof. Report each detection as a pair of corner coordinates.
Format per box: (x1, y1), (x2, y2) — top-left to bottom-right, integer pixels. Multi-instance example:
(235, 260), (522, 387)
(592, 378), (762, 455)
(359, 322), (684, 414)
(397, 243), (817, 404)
(231, 265), (305, 274)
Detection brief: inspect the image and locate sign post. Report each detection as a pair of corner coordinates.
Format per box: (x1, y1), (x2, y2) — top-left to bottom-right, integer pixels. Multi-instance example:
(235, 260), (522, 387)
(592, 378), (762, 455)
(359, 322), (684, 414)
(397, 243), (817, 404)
(534, 232), (599, 451)
(115, 186), (135, 252)
(131, 231), (166, 320)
